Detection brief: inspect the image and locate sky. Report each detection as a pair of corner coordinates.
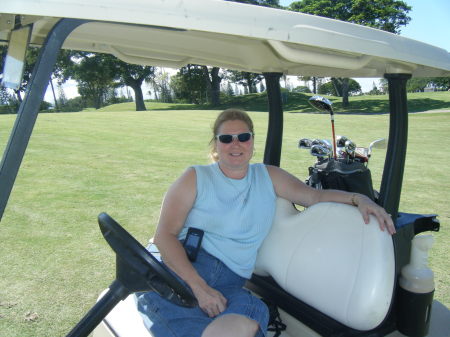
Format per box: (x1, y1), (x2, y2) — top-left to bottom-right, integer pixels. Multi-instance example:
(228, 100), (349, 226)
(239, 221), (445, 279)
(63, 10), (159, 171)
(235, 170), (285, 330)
(45, 0), (450, 101)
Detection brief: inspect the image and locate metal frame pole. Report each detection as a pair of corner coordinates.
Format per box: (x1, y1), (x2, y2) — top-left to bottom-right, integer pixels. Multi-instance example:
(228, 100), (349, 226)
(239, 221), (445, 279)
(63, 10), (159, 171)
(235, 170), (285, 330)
(263, 72), (283, 167)
(378, 73), (411, 222)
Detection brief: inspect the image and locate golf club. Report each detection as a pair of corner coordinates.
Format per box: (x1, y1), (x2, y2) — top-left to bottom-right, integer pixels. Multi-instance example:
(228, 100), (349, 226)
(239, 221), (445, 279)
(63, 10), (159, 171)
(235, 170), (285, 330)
(308, 96), (337, 160)
(299, 138), (313, 149)
(310, 144), (331, 161)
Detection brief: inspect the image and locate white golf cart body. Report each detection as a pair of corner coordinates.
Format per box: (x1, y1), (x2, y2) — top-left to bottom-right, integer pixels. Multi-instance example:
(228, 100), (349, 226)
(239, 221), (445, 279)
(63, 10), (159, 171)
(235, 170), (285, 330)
(0, 1), (449, 337)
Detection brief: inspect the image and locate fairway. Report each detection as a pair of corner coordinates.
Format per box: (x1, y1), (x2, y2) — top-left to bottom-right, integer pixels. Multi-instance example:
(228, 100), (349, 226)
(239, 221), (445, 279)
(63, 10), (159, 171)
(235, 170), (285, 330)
(0, 109), (449, 336)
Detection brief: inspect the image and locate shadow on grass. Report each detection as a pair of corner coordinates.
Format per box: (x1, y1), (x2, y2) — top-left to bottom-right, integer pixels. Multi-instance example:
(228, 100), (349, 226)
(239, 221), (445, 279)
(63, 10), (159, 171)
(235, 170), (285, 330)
(406, 98), (450, 113)
(106, 92), (450, 114)
(289, 96), (450, 114)
(189, 95), (449, 115)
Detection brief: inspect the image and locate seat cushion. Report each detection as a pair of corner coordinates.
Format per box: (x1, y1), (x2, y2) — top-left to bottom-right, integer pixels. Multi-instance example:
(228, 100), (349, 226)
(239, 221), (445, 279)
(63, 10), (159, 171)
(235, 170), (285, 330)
(254, 198), (395, 331)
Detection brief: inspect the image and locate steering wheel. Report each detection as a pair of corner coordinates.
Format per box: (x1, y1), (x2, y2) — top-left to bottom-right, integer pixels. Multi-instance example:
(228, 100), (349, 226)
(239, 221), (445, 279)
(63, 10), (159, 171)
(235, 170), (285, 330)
(98, 212), (197, 307)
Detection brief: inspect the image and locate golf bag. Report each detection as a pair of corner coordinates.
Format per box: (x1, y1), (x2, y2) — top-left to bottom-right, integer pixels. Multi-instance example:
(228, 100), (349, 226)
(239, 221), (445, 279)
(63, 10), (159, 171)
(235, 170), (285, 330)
(306, 159), (376, 200)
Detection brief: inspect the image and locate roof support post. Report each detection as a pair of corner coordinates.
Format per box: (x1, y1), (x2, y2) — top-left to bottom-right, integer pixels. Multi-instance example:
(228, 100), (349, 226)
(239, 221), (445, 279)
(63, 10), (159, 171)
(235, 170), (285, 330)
(263, 72), (283, 167)
(378, 73), (411, 222)
(0, 18), (87, 221)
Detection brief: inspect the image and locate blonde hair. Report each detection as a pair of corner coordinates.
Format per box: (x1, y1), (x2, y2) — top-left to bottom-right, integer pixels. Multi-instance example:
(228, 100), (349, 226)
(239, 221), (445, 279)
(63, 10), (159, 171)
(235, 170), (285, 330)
(209, 109), (254, 162)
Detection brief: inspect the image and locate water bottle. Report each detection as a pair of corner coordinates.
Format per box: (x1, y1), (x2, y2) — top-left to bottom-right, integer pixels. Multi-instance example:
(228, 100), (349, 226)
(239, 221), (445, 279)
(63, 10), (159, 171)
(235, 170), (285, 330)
(397, 235), (435, 337)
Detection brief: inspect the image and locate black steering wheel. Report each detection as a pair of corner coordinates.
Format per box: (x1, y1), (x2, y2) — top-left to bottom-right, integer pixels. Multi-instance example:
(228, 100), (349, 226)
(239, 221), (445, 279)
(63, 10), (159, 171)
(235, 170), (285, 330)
(98, 212), (197, 307)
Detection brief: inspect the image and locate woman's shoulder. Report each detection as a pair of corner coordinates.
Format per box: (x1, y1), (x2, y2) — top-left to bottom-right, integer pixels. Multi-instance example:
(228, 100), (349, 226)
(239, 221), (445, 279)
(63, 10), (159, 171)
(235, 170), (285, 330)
(255, 163), (282, 175)
(190, 162), (218, 176)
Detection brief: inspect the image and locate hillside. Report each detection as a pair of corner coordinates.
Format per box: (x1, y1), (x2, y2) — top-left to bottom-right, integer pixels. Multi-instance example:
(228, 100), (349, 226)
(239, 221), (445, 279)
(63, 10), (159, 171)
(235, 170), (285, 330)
(97, 91), (450, 114)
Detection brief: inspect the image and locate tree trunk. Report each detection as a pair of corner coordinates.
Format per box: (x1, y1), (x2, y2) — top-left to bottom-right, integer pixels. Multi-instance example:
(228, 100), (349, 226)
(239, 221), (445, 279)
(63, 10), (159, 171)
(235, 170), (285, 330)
(341, 78), (349, 107)
(202, 66), (221, 106)
(210, 67), (221, 106)
(94, 94), (102, 109)
(131, 84), (146, 111)
(245, 73), (256, 93)
(126, 77), (146, 111)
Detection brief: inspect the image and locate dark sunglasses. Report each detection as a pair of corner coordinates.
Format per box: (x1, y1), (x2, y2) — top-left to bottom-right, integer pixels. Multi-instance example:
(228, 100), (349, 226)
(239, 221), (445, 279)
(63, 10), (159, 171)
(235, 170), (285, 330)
(216, 132), (253, 144)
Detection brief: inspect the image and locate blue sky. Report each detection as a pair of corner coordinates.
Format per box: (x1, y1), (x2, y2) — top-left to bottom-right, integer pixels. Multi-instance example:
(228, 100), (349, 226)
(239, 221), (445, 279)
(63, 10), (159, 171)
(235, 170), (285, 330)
(279, 0), (450, 52)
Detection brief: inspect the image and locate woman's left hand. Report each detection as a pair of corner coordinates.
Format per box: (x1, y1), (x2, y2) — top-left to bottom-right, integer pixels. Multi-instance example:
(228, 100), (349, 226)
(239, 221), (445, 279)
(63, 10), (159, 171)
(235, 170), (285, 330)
(354, 194), (396, 235)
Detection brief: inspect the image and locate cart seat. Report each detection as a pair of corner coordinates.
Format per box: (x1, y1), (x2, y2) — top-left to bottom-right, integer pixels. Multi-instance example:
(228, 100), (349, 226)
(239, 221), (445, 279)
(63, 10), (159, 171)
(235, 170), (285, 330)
(253, 198), (395, 331)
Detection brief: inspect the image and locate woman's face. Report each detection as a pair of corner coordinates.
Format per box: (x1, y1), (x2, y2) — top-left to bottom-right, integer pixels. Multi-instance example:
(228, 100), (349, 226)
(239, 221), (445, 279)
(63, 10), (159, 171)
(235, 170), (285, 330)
(215, 119), (254, 175)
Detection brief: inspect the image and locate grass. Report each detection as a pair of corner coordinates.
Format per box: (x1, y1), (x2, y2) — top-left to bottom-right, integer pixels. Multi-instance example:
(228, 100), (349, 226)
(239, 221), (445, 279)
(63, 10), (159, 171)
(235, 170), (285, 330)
(0, 93), (449, 336)
(84, 90), (450, 115)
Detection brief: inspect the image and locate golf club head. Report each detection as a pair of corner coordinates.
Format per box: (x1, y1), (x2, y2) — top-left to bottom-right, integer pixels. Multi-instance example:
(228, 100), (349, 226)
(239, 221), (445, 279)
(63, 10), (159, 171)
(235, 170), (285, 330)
(336, 148), (347, 160)
(368, 138), (387, 156)
(299, 138), (313, 149)
(311, 139), (332, 151)
(345, 139), (356, 155)
(308, 95), (333, 114)
(336, 135), (349, 148)
(310, 144), (331, 159)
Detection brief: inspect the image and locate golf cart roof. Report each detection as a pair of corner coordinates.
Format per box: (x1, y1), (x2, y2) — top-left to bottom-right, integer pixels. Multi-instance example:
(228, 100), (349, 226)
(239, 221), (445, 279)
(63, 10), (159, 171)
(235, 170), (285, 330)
(1, 0), (449, 78)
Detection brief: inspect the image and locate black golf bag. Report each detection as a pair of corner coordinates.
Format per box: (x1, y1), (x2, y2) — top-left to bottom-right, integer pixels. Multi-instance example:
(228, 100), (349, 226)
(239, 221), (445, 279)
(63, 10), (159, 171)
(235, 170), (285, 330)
(306, 159), (376, 200)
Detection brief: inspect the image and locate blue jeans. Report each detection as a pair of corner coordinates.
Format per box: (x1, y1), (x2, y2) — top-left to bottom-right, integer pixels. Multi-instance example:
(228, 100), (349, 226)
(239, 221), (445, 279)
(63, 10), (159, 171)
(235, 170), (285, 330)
(136, 248), (268, 337)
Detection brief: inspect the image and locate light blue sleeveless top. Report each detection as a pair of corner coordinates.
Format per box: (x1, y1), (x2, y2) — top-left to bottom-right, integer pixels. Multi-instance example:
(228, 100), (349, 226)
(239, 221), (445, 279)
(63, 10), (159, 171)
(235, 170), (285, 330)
(178, 162), (276, 278)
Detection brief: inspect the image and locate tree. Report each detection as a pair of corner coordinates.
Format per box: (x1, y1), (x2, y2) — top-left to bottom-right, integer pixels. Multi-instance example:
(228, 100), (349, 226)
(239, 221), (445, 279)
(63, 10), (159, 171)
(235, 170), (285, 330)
(148, 68), (173, 103)
(225, 82), (235, 96)
(227, 70), (264, 94)
(331, 77), (362, 104)
(289, 0), (411, 33)
(202, 66), (222, 106)
(298, 76), (322, 94)
(379, 78), (389, 93)
(62, 52), (155, 111)
(367, 81), (383, 95)
(318, 78), (361, 96)
(429, 77), (450, 91)
(289, 0), (411, 105)
(171, 65), (208, 104)
(401, 77), (449, 93)
(111, 59), (155, 111)
(292, 85), (311, 93)
(69, 53), (116, 109)
(169, 65), (223, 106)
(406, 77), (431, 92)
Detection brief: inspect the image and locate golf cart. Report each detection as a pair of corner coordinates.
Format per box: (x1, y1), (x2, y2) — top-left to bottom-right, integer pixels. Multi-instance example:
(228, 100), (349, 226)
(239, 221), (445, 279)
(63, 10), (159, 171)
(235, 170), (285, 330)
(0, 1), (449, 336)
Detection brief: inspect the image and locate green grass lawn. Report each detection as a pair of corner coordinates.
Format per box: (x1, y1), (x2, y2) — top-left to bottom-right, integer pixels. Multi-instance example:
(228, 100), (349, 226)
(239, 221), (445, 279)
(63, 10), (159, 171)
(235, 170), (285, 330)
(0, 100), (449, 335)
(90, 90), (450, 114)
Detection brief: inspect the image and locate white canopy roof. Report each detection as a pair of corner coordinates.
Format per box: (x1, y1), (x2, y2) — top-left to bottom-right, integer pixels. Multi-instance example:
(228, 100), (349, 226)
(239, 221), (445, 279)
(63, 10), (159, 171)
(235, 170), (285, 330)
(1, 0), (449, 77)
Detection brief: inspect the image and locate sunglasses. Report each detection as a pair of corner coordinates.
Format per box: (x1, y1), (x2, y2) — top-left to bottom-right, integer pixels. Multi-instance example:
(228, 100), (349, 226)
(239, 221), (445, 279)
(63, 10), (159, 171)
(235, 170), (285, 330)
(216, 132), (253, 144)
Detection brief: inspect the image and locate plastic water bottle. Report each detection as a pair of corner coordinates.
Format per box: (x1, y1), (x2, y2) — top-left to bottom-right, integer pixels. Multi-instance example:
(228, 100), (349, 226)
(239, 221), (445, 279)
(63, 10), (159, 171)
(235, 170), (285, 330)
(397, 235), (435, 337)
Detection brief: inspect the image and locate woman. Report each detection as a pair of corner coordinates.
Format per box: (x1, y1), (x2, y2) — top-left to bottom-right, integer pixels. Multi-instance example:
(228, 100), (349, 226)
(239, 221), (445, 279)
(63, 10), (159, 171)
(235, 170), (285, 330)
(137, 109), (395, 337)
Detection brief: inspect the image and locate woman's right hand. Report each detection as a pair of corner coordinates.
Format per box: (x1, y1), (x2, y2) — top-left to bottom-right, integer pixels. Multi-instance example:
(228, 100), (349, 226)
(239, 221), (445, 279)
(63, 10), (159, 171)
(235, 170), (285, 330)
(191, 281), (227, 317)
